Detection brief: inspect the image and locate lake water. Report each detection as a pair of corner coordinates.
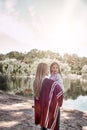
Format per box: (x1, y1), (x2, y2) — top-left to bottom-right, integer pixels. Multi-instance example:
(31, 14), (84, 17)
(0, 75), (87, 112)
(63, 95), (87, 112)
(62, 75), (87, 112)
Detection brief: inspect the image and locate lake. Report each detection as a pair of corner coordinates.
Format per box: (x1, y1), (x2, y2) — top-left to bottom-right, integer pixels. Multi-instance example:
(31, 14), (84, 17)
(63, 95), (87, 112)
(0, 74), (87, 112)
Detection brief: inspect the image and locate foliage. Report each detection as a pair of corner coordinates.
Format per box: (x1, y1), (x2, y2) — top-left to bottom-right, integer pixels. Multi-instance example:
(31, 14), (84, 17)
(0, 54), (5, 61)
(6, 51), (25, 61)
(81, 65), (87, 73)
(0, 74), (8, 91)
(0, 49), (87, 75)
(63, 53), (87, 74)
(0, 58), (31, 76)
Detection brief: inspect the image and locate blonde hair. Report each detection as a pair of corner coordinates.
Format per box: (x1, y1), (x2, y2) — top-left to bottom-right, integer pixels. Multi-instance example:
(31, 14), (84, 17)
(33, 63), (48, 98)
(50, 62), (61, 74)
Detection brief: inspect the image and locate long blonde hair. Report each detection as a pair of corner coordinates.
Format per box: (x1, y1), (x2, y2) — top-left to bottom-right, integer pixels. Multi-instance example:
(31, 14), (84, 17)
(33, 63), (48, 98)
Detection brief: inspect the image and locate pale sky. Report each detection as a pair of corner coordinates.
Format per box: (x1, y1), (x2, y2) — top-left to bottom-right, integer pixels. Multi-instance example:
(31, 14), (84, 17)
(0, 0), (87, 57)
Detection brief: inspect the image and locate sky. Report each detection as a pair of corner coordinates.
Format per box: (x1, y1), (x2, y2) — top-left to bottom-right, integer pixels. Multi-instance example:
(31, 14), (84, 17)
(0, 0), (87, 57)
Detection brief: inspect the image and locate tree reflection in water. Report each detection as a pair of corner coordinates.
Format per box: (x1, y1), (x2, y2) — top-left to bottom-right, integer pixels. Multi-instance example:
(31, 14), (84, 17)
(0, 75), (87, 100)
(64, 79), (87, 100)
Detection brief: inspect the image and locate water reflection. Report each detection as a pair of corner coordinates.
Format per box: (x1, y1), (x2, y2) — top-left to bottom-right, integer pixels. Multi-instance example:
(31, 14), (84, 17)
(64, 79), (87, 100)
(0, 75), (87, 99)
(7, 76), (34, 96)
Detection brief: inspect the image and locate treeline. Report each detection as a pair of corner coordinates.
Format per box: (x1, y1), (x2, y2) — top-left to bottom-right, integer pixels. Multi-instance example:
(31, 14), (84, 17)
(0, 49), (87, 75)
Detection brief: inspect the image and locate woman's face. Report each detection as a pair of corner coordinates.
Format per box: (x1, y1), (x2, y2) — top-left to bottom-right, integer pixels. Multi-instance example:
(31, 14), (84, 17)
(51, 64), (59, 74)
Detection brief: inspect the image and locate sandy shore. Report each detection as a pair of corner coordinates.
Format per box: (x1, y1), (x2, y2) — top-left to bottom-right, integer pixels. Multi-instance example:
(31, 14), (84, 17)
(0, 91), (87, 130)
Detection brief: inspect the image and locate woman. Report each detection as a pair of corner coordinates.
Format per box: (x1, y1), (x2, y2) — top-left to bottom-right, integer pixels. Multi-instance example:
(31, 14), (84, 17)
(33, 62), (63, 130)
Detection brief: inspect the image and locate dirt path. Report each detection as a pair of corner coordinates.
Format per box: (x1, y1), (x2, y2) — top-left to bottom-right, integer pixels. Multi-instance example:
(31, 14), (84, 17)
(0, 91), (87, 130)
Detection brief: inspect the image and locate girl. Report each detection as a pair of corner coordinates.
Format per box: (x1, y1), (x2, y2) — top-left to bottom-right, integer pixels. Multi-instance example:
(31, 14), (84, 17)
(50, 62), (64, 130)
(50, 62), (64, 90)
(33, 62), (63, 130)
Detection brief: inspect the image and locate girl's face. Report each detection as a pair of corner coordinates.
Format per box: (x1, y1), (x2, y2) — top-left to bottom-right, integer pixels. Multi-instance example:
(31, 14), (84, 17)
(51, 64), (59, 74)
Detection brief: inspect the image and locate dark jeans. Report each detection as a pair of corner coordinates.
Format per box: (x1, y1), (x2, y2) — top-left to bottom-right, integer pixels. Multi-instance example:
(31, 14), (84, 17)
(58, 108), (60, 130)
(41, 127), (47, 130)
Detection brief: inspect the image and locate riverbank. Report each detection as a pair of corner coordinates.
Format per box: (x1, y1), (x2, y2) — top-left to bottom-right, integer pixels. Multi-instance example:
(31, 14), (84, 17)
(0, 91), (87, 130)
